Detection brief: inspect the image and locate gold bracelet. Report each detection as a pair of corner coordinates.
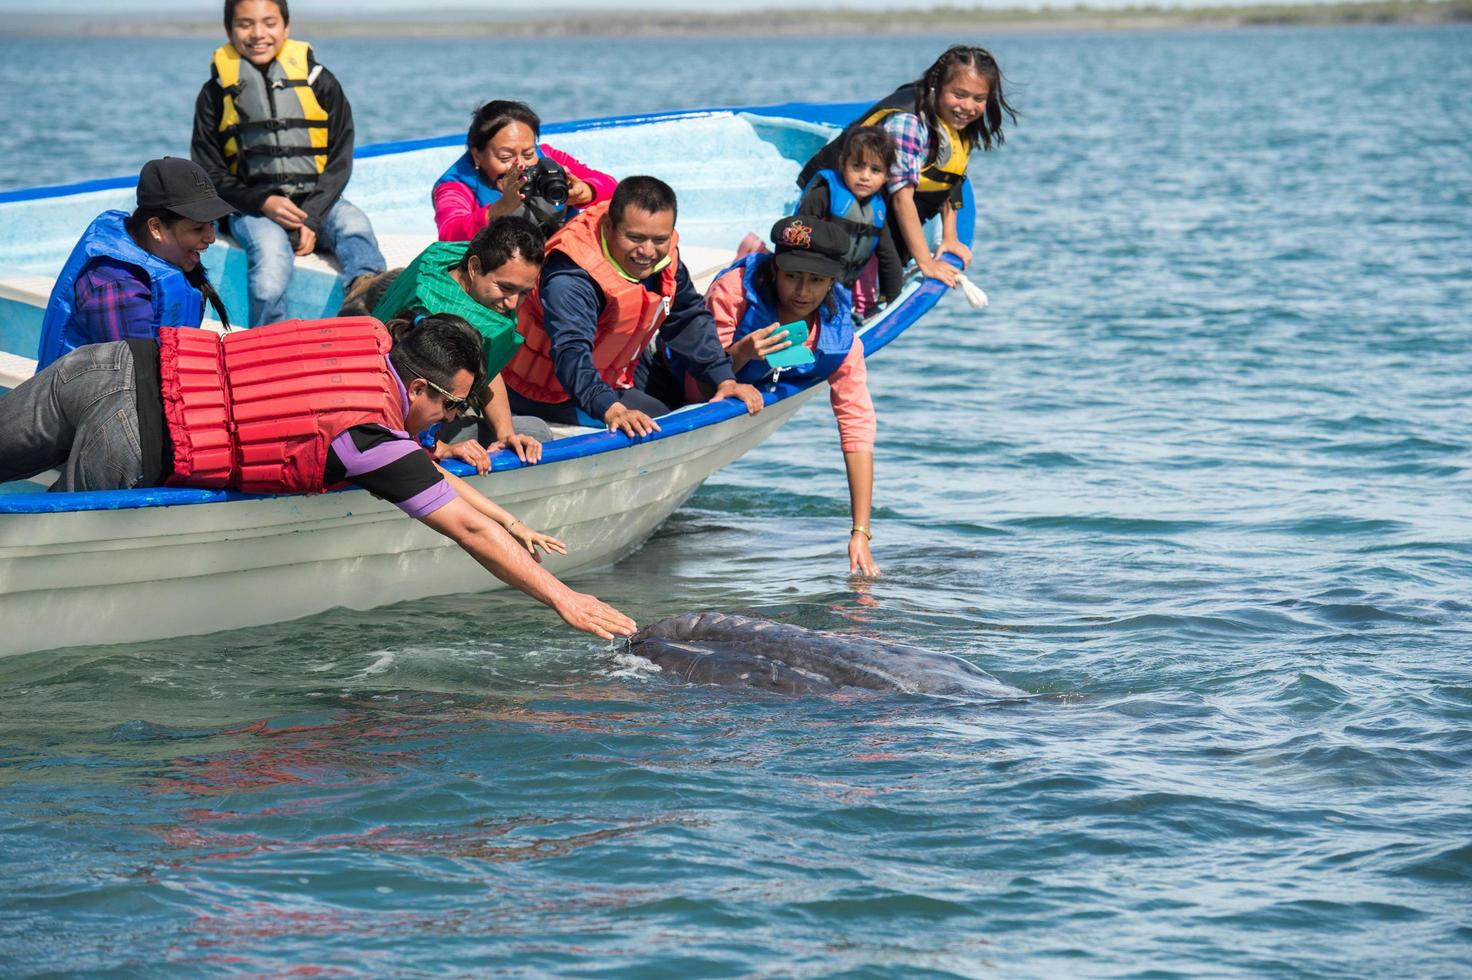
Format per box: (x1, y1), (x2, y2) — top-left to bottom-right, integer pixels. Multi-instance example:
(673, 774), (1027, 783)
(851, 525), (872, 541)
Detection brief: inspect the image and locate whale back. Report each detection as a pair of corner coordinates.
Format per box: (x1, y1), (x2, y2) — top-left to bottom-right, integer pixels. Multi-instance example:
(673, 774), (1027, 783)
(628, 613), (1021, 698)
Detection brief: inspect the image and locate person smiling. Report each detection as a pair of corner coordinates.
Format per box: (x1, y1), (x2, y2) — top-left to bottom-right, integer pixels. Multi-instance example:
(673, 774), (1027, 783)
(503, 176), (764, 437)
(797, 45), (1017, 289)
(191, 0), (387, 326)
(434, 100), (615, 242)
(362, 216), (555, 470)
(35, 157), (235, 372)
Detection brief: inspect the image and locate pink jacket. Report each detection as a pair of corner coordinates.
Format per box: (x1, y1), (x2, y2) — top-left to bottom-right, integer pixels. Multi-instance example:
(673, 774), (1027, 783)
(705, 267), (876, 453)
(433, 144), (617, 242)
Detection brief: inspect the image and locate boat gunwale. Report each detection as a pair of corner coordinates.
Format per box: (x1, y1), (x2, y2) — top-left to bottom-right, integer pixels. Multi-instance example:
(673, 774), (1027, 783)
(0, 100), (867, 206)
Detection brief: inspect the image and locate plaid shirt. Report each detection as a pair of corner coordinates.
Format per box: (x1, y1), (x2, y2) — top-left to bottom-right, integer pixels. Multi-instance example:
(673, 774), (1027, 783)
(881, 111), (929, 195)
(73, 259), (157, 344)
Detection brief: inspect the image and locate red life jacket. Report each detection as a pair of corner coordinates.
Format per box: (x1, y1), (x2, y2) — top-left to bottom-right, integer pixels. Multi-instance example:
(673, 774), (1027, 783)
(504, 199), (678, 404)
(158, 317), (405, 494)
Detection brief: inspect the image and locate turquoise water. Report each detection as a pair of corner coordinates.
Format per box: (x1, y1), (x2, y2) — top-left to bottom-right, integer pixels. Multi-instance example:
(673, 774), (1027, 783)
(4, 26), (1472, 975)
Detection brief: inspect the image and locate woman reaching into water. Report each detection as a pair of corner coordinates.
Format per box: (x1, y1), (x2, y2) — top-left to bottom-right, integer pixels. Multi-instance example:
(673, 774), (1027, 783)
(798, 44), (1016, 290)
(698, 217), (882, 576)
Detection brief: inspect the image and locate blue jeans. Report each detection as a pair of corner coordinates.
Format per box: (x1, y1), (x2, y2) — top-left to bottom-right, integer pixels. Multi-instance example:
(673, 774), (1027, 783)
(230, 197), (386, 327)
(0, 341), (144, 491)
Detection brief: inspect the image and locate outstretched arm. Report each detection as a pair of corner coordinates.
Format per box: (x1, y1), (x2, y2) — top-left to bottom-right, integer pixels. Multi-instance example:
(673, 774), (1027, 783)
(435, 464), (566, 560)
(420, 495), (634, 639)
(844, 450), (880, 577)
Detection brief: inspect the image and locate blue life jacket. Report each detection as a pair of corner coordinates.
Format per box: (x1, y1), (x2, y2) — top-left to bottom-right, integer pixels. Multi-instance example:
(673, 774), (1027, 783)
(36, 209), (205, 370)
(713, 252), (855, 385)
(433, 149), (574, 230)
(799, 168), (887, 286)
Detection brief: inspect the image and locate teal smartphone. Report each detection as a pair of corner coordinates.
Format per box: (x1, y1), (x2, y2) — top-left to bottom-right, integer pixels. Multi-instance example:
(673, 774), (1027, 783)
(764, 320), (815, 369)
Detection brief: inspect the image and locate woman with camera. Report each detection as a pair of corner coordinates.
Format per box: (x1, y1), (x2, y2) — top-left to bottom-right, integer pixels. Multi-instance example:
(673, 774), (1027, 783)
(434, 100), (616, 242)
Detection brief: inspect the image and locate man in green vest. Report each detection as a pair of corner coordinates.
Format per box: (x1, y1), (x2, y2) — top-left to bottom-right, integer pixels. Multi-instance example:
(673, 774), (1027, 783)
(343, 216), (551, 471)
(192, 0), (387, 326)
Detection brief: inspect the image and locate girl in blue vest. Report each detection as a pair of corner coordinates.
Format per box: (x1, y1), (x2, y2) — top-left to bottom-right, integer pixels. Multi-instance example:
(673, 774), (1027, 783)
(703, 216), (883, 576)
(796, 125), (904, 319)
(36, 158), (235, 371)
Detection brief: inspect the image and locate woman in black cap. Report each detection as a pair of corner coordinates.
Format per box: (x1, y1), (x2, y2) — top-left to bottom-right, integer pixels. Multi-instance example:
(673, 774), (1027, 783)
(36, 157), (236, 371)
(698, 216), (884, 576)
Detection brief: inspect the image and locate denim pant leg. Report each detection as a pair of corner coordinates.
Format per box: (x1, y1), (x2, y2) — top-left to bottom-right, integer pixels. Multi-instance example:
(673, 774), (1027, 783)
(316, 198), (387, 285)
(0, 342), (145, 491)
(229, 212), (296, 327)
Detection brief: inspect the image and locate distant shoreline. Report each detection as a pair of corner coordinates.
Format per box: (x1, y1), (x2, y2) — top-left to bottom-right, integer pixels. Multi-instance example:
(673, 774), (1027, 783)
(4, 0), (1469, 38)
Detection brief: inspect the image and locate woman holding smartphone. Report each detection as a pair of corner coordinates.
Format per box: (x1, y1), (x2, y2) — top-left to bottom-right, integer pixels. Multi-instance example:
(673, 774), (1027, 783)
(699, 216), (880, 576)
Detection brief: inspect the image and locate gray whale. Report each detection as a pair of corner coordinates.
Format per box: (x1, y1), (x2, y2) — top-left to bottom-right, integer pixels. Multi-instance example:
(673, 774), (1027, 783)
(627, 612), (1023, 699)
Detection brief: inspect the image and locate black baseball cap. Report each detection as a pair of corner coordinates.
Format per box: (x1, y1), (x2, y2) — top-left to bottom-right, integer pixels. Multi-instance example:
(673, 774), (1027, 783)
(136, 157), (235, 223)
(770, 215), (849, 279)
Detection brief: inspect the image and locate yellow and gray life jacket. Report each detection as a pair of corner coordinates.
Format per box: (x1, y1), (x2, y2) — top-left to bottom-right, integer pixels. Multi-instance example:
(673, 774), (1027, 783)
(212, 39), (329, 197)
(798, 83), (971, 224)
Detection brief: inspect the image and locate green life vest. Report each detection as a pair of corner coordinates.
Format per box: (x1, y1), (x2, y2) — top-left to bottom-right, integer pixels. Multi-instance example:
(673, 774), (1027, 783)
(372, 241), (524, 378)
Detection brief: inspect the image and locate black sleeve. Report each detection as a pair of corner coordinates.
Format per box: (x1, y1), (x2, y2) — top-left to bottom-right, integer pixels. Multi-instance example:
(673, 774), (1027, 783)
(796, 183), (830, 218)
(191, 78), (275, 217)
(323, 425), (456, 517)
(659, 261), (735, 388)
(297, 62), (355, 231)
(874, 217), (906, 302)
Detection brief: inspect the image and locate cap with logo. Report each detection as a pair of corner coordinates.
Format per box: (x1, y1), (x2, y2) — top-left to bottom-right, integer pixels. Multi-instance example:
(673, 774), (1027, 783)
(136, 157), (236, 223)
(769, 215), (850, 280)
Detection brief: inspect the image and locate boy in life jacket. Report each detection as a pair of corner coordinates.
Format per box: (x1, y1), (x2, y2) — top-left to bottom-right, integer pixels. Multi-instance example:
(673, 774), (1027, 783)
(191, 0), (387, 327)
(0, 315), (636, 641)
(795, 126), (904, 319)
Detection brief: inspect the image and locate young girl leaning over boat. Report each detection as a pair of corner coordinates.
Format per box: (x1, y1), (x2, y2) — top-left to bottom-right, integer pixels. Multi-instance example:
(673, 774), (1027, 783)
(798, 44), (1016, 290)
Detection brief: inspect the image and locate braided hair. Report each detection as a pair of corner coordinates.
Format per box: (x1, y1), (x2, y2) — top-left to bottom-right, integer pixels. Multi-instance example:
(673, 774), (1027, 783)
(912, 45), (1018, 161)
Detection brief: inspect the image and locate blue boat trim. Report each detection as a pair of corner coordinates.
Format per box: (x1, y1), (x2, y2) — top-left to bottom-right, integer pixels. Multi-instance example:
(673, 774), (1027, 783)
(0, 98), (970, 515)
(0, 101), (867, 204)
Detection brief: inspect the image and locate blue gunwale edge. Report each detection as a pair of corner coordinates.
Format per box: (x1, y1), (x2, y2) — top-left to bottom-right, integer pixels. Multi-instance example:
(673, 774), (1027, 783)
(0, 100), (867, 204)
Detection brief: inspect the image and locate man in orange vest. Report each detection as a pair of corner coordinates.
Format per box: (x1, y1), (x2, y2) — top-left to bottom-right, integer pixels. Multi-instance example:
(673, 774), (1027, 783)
(502, 175), (764, 438)
(0, 315), (635, 640)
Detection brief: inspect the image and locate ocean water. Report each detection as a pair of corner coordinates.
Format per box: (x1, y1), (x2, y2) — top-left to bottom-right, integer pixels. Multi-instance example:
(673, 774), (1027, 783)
(3, 26), (1472, 976)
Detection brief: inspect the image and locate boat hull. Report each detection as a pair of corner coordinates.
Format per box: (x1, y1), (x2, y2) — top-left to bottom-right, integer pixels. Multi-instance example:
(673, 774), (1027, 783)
(0, 386), (821, 656)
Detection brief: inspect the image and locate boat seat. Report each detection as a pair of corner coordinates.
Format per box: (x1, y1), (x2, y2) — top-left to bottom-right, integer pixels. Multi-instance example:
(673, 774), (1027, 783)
(682, 244), (739, 293)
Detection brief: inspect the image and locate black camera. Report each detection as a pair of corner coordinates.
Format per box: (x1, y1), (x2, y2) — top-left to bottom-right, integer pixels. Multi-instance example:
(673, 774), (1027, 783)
(523, 157), (569, 208)
(516, 156), (572, 234)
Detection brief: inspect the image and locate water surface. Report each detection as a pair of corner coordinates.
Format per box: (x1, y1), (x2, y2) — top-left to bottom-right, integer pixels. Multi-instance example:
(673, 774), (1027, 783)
(2, 26), (1470, 976)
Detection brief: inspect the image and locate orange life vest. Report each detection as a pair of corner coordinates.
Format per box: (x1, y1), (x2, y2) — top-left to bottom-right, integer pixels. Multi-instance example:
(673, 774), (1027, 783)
(158, 318), (405, 494)
(504, 199), (678, 405)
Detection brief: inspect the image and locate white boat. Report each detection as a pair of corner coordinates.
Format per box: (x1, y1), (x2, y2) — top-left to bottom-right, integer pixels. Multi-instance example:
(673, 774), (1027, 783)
(0, 101), (972, 657)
